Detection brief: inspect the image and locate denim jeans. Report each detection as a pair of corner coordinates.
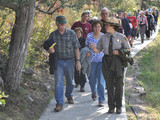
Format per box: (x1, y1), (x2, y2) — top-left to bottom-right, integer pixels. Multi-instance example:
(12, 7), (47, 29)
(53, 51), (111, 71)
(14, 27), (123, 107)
(89, 62), (105, 102)
(54, 59), (75, 106)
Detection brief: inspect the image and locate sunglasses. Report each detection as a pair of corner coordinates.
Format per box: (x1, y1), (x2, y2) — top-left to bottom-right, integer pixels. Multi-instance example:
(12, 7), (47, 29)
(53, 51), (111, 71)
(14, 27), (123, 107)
(102, 13), (108, 15)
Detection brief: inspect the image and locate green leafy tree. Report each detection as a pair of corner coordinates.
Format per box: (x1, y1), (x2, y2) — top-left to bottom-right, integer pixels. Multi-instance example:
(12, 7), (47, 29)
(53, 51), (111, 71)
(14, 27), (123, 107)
(0, 0), (74, 93)
(0, 0), (95, 93)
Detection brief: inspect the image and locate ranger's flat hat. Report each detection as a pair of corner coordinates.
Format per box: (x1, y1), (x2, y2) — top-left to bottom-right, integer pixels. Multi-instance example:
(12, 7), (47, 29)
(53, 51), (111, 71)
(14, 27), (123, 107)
(104, 17), (120, 26)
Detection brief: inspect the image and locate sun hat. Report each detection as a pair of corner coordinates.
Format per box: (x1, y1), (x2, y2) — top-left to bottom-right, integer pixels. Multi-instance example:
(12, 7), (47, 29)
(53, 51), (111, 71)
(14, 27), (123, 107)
(104, 17), (120, 26)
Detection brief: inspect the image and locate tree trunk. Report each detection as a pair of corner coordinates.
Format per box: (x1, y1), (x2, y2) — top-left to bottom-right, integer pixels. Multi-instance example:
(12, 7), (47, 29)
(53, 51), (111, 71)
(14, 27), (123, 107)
(4, 1), (35, 93)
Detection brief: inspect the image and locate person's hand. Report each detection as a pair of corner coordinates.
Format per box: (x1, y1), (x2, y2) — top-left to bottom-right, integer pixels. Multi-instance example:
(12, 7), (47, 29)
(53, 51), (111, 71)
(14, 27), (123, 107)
(113, 50), (119, 55)
(86, 52), (91, 57)
(90, 42), (96, 51)
(147, 27), (148, 30)
(76, 61), (81, 71)
(47, 48), (55, 53)
(127, 36), (131, 40)
(136, 26), (139, 30)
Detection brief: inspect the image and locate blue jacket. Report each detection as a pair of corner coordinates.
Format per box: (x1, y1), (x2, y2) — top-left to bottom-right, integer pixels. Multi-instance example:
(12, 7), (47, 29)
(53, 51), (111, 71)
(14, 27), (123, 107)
(122, 17), (131, 37)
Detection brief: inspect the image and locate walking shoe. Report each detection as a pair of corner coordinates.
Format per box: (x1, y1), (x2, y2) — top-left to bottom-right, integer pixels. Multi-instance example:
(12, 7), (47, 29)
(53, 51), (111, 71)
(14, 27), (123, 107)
(54, 104), (63, 112)
(80, 86), (85, 92)
(108, 109), (115, 113)
(141, 40), (144, 43)
(91, 93), (97, 101)
(67, 97), (74, 104)
(116, 108), (122, 114)
(98, 102), (104, 107)
(75, 84), (79, 88)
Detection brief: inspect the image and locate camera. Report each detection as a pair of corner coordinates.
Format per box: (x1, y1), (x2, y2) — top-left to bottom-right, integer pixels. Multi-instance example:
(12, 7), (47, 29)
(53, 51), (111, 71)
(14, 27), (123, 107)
(140, 21), (142, 24)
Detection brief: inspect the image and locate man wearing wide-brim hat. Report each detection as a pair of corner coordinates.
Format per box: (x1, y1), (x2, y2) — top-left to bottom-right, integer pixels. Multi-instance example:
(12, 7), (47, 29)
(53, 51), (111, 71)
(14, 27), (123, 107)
(90, 17), (131, 114)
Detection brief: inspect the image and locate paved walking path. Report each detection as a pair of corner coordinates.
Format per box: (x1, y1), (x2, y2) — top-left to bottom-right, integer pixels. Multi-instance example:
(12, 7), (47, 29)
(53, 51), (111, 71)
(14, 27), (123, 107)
(39, 27), (158, 120)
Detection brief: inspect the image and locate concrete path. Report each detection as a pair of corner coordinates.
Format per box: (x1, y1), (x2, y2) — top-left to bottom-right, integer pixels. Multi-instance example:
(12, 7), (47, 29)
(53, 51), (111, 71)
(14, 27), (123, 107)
(39, 27), (158, 120)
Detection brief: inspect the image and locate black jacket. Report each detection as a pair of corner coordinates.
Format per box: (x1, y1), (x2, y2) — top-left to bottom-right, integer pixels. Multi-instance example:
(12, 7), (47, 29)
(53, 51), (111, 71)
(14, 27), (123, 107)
(118, 49), (134, 67)
(43, 38), (57, 74)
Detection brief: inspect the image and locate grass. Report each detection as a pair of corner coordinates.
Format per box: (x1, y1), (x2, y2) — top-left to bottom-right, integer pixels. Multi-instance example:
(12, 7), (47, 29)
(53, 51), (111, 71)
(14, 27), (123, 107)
(137, 32), (160, 118)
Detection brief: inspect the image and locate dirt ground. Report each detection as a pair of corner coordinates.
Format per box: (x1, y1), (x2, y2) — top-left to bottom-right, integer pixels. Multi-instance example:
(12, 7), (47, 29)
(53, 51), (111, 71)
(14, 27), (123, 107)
(125, 41), (159, 120)
(0, 65), (55, 120)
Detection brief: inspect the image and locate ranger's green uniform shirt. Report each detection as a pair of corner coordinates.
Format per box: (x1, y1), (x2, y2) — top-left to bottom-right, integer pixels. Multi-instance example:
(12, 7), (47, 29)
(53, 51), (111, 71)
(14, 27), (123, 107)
(97, 32), (130, 54)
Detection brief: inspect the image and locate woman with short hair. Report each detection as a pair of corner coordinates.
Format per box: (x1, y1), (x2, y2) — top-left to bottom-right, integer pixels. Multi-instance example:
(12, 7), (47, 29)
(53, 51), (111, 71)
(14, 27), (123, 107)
(85, 20), (106, 107)
(90, 17), (131, 114)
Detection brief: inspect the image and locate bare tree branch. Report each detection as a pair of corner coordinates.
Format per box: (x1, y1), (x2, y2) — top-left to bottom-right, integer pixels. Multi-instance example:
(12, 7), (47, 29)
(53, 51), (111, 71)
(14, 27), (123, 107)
(47, 0), (58, 12)
(0, 0), (18, 10)
(36, 0), (70, 15)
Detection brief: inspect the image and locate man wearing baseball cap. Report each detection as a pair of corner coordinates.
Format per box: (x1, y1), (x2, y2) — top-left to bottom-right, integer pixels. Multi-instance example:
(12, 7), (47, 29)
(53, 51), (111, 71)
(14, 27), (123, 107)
(43, 15), (81, 112)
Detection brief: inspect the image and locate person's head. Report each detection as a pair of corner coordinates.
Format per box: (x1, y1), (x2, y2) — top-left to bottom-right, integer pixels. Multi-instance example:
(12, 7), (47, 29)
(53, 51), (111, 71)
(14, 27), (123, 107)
(153, 6), (156, 10)
(112, 13), (117, 18)
(139, 10), (144, 16)
(92, 20), (103, 33)
(118, 11), (123, 19)
(134, 10), (137, 15)
(74, 27), (83, 39)
(56, 15), (67, 31)
(128, 12), (132, 17)
(146, 10), (149, 14)
(85, 10), (91, 20)
(104, 17), (120, 34)
(81, 12), (89, 22)
(92, 16), (98, 21)
(101, 7), (110, 21)
(124, 12), (128, 18)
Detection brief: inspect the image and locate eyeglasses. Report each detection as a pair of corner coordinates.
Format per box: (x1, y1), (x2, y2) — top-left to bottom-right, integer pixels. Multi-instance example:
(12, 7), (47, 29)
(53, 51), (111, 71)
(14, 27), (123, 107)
(102, 13), (108, 16)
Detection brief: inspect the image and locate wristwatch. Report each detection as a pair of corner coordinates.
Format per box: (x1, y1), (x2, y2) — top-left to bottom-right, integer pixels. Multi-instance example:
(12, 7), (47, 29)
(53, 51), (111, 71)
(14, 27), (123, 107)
(76, 59), (80, 61)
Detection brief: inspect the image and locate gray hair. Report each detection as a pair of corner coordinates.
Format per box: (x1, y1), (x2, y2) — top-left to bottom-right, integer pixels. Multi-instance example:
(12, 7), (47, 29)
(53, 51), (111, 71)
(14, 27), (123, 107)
(101, 7), (110, 14)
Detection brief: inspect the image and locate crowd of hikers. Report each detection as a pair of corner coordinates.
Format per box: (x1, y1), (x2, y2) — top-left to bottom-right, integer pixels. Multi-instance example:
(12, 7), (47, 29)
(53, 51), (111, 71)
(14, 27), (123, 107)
(43, 6), (159, 114)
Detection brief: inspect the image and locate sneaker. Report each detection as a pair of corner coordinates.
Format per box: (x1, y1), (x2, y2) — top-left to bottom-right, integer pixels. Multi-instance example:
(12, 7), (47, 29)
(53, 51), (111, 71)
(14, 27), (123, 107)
(91, 93), (97, 101)
(54, 104), (63, 112)
(116, 108), (122, 114)
(98, 102), (104, 107)
(108, 109), (115, 113)
(80, 86), (85, 92)
(67, 97), (74, 104)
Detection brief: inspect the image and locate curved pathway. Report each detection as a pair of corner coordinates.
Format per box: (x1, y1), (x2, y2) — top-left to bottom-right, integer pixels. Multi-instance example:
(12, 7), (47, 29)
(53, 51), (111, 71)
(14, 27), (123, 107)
(39, 26), (158, 120)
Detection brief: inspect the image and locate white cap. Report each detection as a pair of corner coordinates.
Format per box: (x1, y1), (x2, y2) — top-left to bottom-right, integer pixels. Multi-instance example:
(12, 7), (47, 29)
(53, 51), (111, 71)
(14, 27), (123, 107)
(139, 10), (144, 14)
(92, 16), (98, 20)
(85, 10), (90, 14)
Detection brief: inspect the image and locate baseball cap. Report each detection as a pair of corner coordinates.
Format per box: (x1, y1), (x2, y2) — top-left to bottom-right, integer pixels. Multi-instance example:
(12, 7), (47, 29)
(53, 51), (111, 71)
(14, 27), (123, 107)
(56, 15), (67, 24)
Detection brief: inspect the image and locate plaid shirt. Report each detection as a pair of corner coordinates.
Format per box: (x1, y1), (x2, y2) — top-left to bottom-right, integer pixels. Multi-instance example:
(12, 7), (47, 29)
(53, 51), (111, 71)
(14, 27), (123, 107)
(49, 28), (80, 59)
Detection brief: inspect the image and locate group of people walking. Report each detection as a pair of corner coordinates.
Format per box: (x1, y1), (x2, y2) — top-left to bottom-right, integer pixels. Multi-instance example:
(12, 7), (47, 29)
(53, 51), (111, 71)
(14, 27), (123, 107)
(43, 6), (158, 115)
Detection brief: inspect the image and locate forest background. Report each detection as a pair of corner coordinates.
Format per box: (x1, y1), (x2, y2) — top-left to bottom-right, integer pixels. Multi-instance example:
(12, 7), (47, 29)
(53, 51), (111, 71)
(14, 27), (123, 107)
(0, 0), (160, 120)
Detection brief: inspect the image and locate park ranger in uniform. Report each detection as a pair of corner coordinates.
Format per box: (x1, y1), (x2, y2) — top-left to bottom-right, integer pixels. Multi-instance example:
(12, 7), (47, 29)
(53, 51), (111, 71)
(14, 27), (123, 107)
(90, 17), (130, 114)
